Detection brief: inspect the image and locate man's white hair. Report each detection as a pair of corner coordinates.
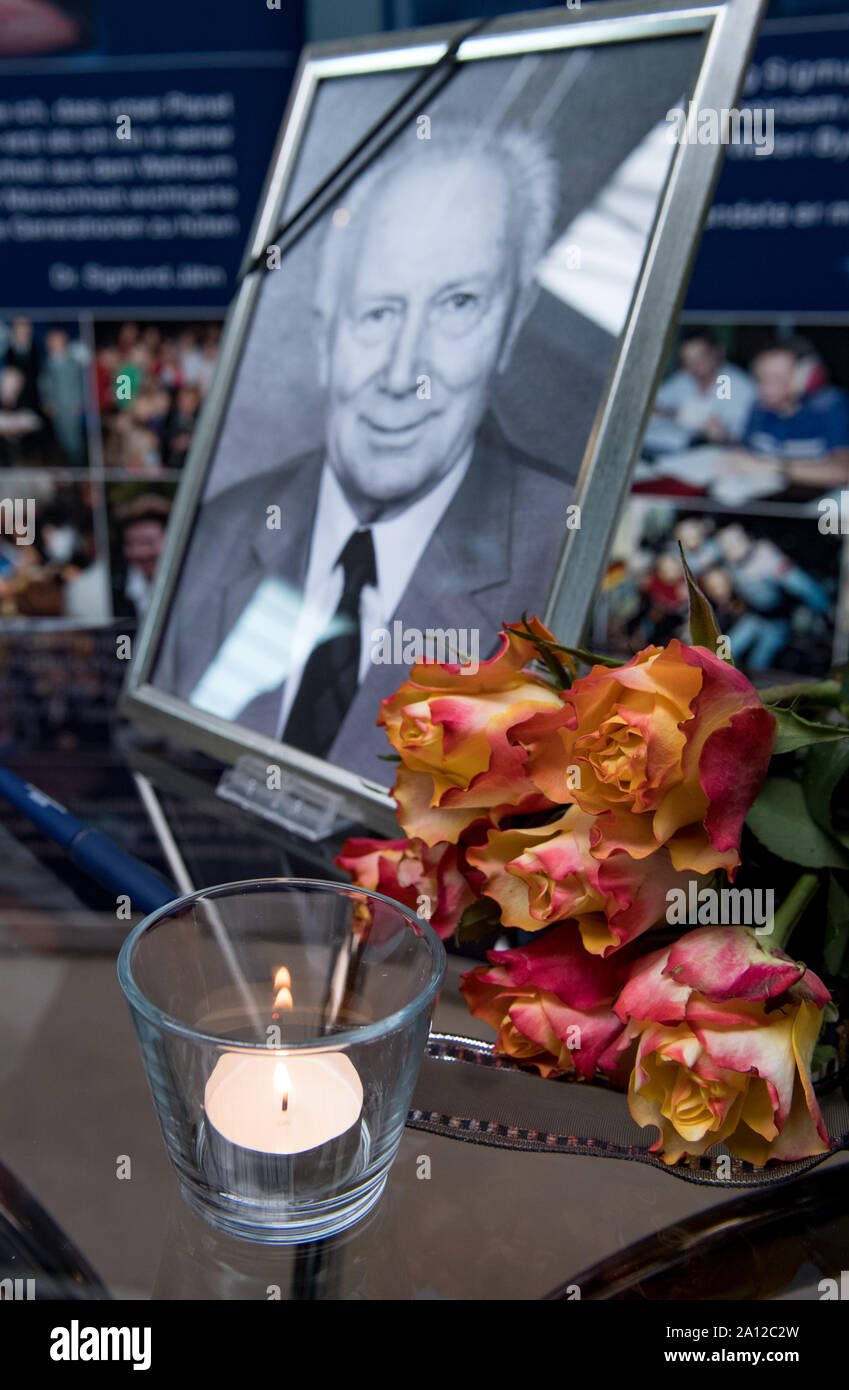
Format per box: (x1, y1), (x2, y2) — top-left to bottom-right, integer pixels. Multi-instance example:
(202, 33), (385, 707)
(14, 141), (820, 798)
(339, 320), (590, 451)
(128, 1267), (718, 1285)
(314, 118), (560, 328)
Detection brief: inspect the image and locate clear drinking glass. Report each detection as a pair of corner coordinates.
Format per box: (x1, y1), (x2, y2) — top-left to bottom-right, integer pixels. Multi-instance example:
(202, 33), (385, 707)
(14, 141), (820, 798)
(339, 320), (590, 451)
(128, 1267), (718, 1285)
(117, 878), (446, 1244)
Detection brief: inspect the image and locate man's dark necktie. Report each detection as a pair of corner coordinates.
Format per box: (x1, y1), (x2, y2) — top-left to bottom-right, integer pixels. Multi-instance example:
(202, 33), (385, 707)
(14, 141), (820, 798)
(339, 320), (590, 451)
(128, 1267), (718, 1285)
(282, 528), (377, 758)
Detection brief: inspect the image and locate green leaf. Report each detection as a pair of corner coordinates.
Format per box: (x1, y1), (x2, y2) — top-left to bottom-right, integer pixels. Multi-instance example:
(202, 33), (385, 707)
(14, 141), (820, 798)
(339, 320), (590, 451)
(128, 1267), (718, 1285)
(824, 874), (849, 976)
(813, 1044), (838, 1071)
(746, 777), (849, 870)
(769, 706), (849, 757)
(455, 896), (502, 946)
(803, 739), (849, 848)
(679, 543), (727, 660)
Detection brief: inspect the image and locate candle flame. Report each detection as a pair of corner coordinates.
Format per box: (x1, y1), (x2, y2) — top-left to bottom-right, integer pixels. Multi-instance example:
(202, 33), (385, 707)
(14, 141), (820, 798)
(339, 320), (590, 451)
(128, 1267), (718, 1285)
(273, 1060), (291, 1114)
(273, 965), (291, 990)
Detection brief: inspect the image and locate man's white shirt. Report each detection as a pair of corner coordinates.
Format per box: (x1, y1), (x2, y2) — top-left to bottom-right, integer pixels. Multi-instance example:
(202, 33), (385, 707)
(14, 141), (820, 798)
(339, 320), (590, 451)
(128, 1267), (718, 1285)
(644, 362), (756, 455)
(125, 564), (153, 620)
(275, 450), (472, 738)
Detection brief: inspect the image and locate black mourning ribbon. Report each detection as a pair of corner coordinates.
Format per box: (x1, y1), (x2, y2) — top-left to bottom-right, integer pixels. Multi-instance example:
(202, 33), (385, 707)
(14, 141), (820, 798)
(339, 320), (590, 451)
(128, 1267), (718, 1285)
(282, 528), (377, 758)
(238, 17), (493, 284)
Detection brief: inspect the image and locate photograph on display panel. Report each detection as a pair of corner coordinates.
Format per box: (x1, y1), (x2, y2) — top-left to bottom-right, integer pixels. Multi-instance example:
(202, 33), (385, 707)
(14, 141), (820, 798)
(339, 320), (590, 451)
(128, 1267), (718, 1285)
(93, 319), (223, 475)
(120, 2), (766, 825)
(596, 501), (845, 677)
(592, 319), (849, 677)
(106, 481), (176, 624)
(634, 324), (849, 508)
(0, 476), (108, 623)
(1, 317), (89, 469)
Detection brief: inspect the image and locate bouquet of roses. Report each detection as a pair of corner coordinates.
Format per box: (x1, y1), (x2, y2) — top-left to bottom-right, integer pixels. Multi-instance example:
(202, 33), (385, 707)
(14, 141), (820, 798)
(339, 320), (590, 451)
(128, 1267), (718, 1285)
(336, 561), (849, 1167)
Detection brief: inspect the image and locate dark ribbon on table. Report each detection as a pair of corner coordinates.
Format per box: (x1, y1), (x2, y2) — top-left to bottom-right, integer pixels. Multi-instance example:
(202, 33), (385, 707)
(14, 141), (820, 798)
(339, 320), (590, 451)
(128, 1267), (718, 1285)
(412, 1033), (849, 1188)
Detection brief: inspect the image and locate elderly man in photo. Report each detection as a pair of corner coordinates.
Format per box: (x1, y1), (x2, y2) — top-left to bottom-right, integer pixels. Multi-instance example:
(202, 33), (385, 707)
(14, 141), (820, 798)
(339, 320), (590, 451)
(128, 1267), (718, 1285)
(156, 121), (574, 778)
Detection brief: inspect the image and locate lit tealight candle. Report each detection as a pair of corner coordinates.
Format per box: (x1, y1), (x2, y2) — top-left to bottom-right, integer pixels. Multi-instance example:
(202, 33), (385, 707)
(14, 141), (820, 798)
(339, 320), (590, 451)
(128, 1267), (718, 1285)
(203, 1051), (365, 1201)
(206, 1052), (362, 1155)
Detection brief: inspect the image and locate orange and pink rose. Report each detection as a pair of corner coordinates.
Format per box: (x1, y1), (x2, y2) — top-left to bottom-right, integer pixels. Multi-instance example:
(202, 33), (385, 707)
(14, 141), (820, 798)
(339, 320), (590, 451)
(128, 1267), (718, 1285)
(334, 836), (475, 939)
(379, 618), (566, 847)
(615, 927), (831, 1165)
(466, 804), (703, 956)
(460, 924), (626, 1078)
(525, 640), (776, 877)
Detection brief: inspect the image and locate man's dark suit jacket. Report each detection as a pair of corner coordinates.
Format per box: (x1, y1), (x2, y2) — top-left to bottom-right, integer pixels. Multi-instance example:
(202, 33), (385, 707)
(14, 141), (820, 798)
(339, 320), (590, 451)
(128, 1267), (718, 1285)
(155, 414), (574, 781)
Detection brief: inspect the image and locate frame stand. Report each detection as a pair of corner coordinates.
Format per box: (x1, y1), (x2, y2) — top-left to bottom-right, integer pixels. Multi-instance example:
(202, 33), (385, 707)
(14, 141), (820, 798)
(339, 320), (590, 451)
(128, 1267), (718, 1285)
(215, 755), (345, 842)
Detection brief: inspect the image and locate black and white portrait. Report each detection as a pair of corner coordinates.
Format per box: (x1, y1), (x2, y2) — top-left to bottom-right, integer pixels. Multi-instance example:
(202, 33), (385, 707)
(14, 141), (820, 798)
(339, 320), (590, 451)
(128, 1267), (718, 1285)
(151, 31), (703, 782)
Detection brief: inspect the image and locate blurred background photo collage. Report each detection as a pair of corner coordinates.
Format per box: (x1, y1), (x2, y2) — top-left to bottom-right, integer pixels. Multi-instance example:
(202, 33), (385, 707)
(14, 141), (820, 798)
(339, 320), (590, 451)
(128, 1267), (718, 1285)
(593, 321), (849, 678)
(0, 314), (222, 625)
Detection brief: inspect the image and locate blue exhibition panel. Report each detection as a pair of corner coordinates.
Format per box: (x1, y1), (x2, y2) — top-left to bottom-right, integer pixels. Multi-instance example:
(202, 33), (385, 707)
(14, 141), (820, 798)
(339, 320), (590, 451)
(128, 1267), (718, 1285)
(0, 0), (303, 313)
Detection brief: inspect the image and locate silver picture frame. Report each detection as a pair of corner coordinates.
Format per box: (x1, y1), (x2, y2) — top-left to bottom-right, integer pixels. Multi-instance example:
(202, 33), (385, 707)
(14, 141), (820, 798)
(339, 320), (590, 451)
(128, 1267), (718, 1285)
(120, 0), (767, 836)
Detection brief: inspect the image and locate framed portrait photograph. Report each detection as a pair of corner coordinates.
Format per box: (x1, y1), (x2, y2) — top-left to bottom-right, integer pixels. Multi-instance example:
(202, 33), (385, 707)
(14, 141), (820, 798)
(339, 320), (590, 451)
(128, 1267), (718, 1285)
(121, 0), (766, 832)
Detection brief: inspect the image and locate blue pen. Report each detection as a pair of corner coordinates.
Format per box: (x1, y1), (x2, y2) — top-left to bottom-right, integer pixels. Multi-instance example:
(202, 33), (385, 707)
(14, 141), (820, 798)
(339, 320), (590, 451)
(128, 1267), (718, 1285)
(0, 766), (176, 915)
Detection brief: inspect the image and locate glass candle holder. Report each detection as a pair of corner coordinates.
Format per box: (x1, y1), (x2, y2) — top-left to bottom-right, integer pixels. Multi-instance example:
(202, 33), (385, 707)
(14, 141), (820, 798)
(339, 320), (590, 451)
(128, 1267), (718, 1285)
(117, 878), (446, 1244)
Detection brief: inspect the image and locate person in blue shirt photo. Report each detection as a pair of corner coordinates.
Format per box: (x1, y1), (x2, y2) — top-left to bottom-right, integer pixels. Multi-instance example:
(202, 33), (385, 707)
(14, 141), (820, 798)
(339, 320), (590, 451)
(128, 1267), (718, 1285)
(722, 337), (849, 499)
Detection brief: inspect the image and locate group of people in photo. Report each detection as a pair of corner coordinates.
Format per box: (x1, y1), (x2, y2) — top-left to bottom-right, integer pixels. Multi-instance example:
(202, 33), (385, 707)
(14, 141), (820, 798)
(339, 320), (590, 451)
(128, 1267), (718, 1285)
(94, 321), (220, 474)
(639, 327), (849, 504)
(0, 316), (216, 621)
(0, 481), (105, 621)
(0, 477), (173, 624)
(594, 324), (849, 676)
(0, 317), (220, 477)
(601, 508), (838, 675)
(0, 318), (88, 468)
